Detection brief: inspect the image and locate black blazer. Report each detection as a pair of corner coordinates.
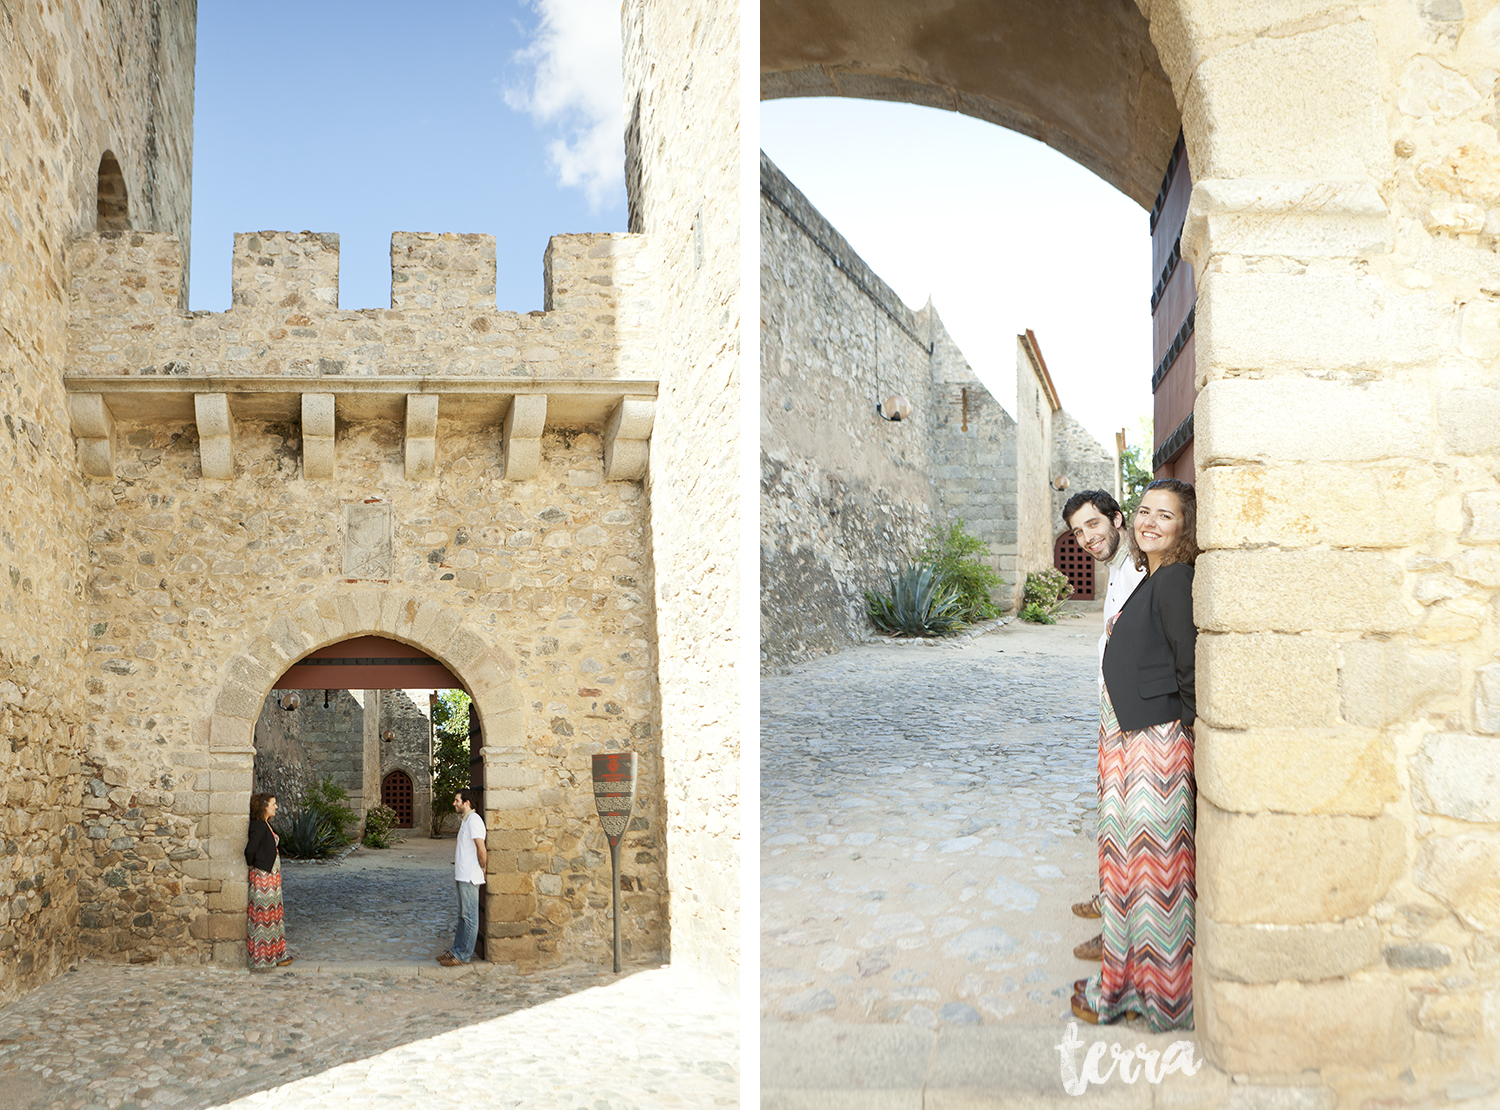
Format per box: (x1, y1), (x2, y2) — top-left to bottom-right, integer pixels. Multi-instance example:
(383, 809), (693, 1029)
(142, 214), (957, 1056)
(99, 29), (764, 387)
(245, 818), (278, 872)
(1101, 561), (1196, 732)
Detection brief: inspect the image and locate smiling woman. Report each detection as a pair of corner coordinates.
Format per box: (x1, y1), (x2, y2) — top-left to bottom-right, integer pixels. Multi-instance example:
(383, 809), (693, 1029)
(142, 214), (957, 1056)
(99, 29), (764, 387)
(1085, 478), (1199, 1031)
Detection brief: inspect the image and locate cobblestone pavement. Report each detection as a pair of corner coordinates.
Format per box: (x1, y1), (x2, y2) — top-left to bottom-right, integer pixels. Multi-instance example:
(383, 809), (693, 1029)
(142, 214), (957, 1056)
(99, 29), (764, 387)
(279, 836), (455, 963)
(762, 614), (1136, 1030)
(0, 836), (738, 1109)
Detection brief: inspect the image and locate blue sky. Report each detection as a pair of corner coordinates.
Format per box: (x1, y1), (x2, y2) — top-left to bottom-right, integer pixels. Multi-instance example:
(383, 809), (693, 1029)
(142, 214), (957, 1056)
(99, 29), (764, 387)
(761, 99), (1153, 452)
(189, 1), (625, 314)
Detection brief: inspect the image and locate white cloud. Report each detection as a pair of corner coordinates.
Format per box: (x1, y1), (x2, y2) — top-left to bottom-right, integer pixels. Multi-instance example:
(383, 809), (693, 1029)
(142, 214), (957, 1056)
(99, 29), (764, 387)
(504, 0), (624, 210)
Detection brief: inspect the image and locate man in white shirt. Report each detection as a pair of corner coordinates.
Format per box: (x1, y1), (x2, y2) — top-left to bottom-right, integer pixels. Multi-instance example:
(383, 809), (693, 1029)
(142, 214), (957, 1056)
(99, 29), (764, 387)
(1061, 490), (1146, 961)
(438, 788), (488, 966)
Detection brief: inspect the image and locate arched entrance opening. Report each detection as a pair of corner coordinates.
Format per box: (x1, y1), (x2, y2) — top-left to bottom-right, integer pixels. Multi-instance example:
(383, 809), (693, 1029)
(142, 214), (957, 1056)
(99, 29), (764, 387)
(249, 636), (480, 963)
(760, 0), (1207, 1054)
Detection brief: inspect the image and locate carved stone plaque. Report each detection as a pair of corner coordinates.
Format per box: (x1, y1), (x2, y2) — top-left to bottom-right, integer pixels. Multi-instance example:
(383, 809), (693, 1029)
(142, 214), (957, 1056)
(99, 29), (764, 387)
(343, 501), (392, 579)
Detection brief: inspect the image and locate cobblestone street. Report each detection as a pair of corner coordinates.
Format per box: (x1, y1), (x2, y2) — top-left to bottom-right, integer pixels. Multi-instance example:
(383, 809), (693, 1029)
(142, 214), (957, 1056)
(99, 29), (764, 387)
(761, 615), (1116, 1028)
(0, 837), (737, 1110)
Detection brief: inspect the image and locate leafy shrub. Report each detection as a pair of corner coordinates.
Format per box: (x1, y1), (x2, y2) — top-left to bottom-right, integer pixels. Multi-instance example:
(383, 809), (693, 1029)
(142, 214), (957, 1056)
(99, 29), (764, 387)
(917, 519), (1003, 622)
(866, 564), (967, 637)
(362, 803), (399, 849)
(274, 809), (340, 860)
(1020, 567), (1073, 624)
(303, 776), (358, 846)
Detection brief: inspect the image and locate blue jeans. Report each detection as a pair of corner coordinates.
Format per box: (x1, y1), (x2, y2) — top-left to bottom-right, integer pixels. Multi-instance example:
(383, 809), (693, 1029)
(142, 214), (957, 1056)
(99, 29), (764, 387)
(450, 880), (480, 962)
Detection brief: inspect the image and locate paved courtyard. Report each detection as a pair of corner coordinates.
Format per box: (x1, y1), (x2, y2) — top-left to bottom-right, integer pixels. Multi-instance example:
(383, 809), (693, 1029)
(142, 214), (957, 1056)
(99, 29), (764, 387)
(0, 837), (738, 1110)
(762, 616), (1107, 1028)
(761, 616), (1228, 1107)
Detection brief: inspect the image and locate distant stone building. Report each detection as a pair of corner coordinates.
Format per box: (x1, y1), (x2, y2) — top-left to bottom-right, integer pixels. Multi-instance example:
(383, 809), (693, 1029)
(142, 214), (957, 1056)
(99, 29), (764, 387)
(760, 154), (1116, 672)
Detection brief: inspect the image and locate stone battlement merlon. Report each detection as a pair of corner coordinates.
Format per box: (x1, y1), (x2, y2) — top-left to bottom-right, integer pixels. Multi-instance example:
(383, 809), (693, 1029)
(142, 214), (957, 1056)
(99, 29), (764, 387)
(66, 229), (657, 381)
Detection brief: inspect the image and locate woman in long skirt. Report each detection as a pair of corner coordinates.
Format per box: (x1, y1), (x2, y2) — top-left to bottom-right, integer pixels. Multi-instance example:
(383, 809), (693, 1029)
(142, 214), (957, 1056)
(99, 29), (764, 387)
(245, 792), (293, 969)
(1073, 478), (1197, 1031)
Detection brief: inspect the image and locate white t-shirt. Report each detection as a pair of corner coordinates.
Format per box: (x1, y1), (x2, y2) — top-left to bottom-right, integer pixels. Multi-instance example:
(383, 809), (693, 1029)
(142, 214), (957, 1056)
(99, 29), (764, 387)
(1098, 545), (1148, 689)
(454, 810), (487, 885)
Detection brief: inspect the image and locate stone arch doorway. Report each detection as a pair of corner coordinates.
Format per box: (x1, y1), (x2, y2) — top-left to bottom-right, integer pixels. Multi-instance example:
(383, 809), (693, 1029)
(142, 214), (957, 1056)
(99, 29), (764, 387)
(199, 591), (530, 966)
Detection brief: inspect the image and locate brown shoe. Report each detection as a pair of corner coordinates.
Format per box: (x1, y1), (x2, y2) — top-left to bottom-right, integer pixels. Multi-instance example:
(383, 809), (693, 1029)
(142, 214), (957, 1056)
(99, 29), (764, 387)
(1072, 978), (1088, 995)
(1070, 991), (1101, 1025)
(276, 956), (294, 967)
(1071, 894), (1102, 919)
(438, 954), (461, 967)
(1073, 933), (1103, 961)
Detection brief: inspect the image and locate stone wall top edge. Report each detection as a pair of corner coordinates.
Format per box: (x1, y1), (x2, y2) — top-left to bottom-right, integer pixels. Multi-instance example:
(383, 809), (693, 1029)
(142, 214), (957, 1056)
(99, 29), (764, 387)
(760, 151), (921, 340)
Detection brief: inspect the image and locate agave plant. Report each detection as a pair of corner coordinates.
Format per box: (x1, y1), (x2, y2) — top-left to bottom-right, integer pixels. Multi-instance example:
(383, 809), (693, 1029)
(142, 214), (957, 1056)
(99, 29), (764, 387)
(866, 563), (967, 637)
(273, 809), (340, 860)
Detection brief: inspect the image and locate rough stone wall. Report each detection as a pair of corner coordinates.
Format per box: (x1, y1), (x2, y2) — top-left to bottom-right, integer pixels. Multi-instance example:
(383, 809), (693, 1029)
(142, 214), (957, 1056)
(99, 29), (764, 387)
(79, 417), (664, 967)
(621, 0), (741, 987)
(929, 315), (1020, 599)
(0, 0), (194, 1006)
(1148, 0), (1500, 1097)
(251, 689), (365, 813)
(1050, 410), (1119, 532)
(760, 154), (940, 668)
(378, 689), (433, 835)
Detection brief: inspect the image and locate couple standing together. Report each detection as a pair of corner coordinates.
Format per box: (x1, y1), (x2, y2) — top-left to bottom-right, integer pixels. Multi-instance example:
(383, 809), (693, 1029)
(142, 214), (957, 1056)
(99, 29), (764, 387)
(1060, 478), (1198, 1032)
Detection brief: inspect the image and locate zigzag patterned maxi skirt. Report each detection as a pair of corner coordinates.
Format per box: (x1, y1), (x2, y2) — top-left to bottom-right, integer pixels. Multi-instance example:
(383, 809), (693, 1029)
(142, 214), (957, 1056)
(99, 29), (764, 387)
(1083, 687), (1196, 1031)
(246, 858), (288, 969)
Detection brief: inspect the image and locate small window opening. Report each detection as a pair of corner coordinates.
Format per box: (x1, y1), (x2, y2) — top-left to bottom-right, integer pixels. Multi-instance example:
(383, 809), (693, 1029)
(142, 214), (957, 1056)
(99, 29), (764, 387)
(96, 151), (130, 231)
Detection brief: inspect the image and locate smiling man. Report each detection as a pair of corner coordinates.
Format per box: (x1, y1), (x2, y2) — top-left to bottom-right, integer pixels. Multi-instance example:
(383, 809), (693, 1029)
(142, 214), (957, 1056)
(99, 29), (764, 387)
(1061, 489), (1147, 960)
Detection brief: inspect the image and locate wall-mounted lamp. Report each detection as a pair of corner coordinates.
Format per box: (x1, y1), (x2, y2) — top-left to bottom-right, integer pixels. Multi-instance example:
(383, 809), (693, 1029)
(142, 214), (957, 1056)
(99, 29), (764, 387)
(1051, 475), (1070, 492)
(277, 692), (301, 711)
(876, 394), (912, 422)
(382, 728), (396, 743)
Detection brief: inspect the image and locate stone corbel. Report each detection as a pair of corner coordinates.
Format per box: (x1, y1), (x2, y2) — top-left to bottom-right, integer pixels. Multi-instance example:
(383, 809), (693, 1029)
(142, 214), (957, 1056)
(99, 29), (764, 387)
(302, 393), (335, 480)
(502, 394), (546, 481)
(68, 392), (116, 479)
(405, 394), (438, 480)
(194, 393), (235, 480)
(603, 398), (654, 480)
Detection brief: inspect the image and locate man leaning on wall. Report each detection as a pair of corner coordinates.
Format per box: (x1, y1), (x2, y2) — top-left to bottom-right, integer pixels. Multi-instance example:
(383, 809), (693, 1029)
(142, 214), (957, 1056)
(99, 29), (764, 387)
(1060, 490), (1146, 960)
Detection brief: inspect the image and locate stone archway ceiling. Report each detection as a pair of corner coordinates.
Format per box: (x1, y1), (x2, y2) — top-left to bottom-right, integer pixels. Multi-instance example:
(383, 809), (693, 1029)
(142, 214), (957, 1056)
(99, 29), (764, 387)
(273, 635), (461, 690)
(761, 0), (1180, 208)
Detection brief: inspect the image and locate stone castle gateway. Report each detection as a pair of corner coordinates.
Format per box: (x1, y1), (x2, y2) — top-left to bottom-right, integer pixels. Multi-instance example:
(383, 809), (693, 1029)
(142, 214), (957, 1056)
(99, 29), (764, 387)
(1, 0), (739, 1001)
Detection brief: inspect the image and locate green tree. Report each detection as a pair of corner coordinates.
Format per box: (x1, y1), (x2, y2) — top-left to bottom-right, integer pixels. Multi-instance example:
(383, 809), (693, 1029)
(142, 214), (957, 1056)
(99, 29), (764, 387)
(1119, 414), (1153, 518)
(430, 689), (472, 836)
